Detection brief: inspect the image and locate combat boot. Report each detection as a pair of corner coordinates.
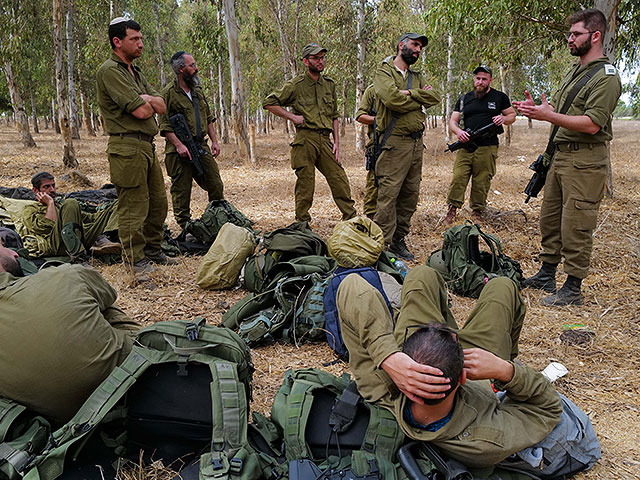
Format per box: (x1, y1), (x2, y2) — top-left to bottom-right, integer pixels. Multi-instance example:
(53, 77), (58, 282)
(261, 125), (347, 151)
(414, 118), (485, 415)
(444, 205), (457, 224)
(521, 262), (557, 293)
(541, 275), (583, 306)
(389, 236), (415, 261)
(144, 248), (179, 265)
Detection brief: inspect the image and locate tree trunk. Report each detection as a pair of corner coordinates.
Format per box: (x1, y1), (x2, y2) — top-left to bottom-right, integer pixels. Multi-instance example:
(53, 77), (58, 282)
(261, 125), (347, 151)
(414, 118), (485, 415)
(223, 0), (251, 160)
(217, 9), (230, 144)
(66, 6), (80, 139)
(594, 0), (618, 62)
(29, 81), (40, 134)
(354, 0), (366, 151)
(153, 1), (167, 87)
(2, 61), (37, 147)
(52, 98), (61, 134)
(53, 0), (78, 168)
(499, 65), (511, 145)
(79, 86), (96, 136)
(445, 34), (454, 140)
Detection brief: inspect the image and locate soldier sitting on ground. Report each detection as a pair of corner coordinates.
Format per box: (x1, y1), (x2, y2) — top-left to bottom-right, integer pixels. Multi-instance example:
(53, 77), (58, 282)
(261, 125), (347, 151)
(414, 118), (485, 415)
(336, 265), (599, 477)
(21, 171), (121, 260)
(0, 240), (138, 424)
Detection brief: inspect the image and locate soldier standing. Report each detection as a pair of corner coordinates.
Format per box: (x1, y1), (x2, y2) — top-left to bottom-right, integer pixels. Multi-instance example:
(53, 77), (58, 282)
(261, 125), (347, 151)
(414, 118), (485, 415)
(263, 43), (356, 223)
(159, 51), (224, 231)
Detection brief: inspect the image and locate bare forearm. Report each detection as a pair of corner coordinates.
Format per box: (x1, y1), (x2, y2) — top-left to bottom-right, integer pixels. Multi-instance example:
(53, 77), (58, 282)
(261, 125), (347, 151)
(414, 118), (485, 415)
(165, 132), (183, 149)
(356, 114), (374, 126)
(547, 112), (600, 134)
(265, 105), (295, 122)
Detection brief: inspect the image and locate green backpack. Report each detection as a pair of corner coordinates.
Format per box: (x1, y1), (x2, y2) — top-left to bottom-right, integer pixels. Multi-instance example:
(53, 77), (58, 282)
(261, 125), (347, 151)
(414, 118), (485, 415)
(0, 319), (264, 480)
(427, 221), (523, 298)
(270, 368), (410, 480)
(185, 200), (254, 245)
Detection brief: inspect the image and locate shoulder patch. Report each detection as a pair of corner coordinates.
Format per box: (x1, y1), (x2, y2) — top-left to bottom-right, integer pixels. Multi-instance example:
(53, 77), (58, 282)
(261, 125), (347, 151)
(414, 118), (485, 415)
(604, 64), (617, 76)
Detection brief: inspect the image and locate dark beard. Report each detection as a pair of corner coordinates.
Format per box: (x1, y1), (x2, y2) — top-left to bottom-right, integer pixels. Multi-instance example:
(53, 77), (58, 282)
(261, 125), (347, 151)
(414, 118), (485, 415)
(474, 86), (488, 99)
(400, 45), (419, 65)
(570, 36), (592, 57)
(184, 72), (201, 88)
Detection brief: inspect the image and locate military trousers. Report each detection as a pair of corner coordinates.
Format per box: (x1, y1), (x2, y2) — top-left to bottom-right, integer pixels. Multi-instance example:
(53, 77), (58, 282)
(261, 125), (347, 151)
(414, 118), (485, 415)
(165, 147), (224, 229)
(539, 143), (608, 279)
(373, 134), (423, 245)
(363, 168), (378, 217)
(45, 200), (118, 257)
(290, 129), (356, 222)
(107, 136), (168, 264)
(336, 265), (525, 405)
(446, 145), (498, 211)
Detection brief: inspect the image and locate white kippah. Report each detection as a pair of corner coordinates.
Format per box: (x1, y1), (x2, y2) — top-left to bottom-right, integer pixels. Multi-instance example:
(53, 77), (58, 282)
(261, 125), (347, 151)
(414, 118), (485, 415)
(109, 16), (129, 26)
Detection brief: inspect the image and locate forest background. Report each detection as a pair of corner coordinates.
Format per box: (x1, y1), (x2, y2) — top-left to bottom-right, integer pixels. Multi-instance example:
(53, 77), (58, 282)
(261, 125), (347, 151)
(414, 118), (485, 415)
(1, 0), (639, 165)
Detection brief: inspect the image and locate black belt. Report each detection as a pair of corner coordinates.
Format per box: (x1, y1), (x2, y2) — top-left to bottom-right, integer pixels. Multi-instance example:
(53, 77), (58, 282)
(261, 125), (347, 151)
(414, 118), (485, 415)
(297, 128), (332, 136)
(111, 132), (155, 143)
(555, 142), (604, 152)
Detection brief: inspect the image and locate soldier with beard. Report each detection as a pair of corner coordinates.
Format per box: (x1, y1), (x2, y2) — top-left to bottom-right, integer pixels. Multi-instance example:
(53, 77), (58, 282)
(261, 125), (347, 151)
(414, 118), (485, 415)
(514, 9), (621, 306)
(159, 51), (224, 230)
(263, 43), (356, 223)
(372, 33), (440, 261)
(444, 66), (516, 224)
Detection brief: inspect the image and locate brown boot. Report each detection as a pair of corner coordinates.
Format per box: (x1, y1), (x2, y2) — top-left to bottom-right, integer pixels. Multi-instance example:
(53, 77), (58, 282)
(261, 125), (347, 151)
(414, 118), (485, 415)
(471, 210), (483, 223)
(444, 205), (457, 224)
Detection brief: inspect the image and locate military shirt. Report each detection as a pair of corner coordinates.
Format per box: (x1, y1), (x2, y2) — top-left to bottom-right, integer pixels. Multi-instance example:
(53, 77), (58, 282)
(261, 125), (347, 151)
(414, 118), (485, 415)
(355, 84), (377, 147)
(263, 72), (338, 131)
(373, 57), (440, 135)
(21, 201), (57, 239)
(158, 81), (215, 153)
(552, 57), (621, 144)
(96, 52), (160, 136)
(0, 265), (138, 423)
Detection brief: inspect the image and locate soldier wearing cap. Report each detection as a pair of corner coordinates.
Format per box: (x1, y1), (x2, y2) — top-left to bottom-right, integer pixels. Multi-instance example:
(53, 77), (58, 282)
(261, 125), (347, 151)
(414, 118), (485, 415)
(372, 33), (440, 261)
(444, 65), (516, 224)
(514, 8), (621, 306)
(96, 17), (174, 280)
(263, 43), (356, 223)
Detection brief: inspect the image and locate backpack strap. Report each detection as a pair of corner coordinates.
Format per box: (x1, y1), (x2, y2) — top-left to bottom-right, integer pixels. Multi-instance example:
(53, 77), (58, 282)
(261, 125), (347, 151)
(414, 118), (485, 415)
(362, 404), (404, 460)
(0, 397), (26, 442)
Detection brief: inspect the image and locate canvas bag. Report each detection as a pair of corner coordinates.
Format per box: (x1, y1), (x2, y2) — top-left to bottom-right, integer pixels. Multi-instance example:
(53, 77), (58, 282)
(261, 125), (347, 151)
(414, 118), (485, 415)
(197, 223), (256, 290)
(185, 200), (254, 245)
(327, 216), (385, 268)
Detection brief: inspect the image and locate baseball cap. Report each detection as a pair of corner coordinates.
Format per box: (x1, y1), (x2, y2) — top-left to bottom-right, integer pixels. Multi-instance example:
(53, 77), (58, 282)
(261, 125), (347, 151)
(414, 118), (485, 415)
(301, 43), (327, 58)
(473, 65), (492, 76)
(398, 33), (429, 47)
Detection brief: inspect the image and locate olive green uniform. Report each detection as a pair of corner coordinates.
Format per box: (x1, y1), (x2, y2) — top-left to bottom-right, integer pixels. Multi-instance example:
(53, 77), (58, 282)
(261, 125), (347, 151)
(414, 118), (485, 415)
(0, 265), (138, 424)
(20, 199), (118, 258)
(336, 265), (562, 468)
(264, 72), (356, 222)
(96, 52), (168, 264)
(355, 85), (378, 217)
(373, 58), (440, 245)
(158, 81), (224, 229)
(540, 58), (621, 279)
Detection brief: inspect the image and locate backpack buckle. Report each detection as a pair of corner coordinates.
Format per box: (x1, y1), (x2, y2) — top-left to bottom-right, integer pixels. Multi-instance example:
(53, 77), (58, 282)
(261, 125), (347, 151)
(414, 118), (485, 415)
(185, 323), (199, 341)
(210, 457), (224, 471)
(230, 457), (244, 475)
(176, 356), (189, 376)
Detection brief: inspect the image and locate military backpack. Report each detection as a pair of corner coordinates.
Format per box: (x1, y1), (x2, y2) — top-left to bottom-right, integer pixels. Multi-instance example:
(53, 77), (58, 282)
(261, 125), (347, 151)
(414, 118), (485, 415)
(427, 221), (523, 298)
(185, 200), (254, 245)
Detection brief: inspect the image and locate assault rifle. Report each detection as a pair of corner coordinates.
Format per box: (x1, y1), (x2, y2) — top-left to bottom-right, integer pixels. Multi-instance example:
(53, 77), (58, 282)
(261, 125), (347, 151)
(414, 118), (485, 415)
(289, 459), (381, 480)
(365, 107), (378, 172)
(168, 113), (205, 176)
(445, 122), (503, 153)
(524, 153), (550, 203)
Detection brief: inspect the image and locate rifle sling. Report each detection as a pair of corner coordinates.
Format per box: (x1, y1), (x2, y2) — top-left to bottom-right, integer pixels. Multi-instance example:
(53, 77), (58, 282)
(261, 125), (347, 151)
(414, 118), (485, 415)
(378, 72), (414, 152)
(543, 62), (606, 157)
(191, 89), (202, 143)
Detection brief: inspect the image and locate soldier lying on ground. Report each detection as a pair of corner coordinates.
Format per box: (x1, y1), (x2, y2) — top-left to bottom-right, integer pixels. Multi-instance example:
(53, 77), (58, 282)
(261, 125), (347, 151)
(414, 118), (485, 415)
(0, 240), (138, 424)
(336, 265), (599, 477)
(21, 171), (121, 260)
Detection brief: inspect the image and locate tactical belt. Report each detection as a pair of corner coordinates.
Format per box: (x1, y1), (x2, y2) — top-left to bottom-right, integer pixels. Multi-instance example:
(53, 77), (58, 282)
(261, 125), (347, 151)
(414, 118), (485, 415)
(393, 130), (423, 140)
(296, 128), (332, 136)
(110, 132), (154, 143)
(554, 142), (605, 152)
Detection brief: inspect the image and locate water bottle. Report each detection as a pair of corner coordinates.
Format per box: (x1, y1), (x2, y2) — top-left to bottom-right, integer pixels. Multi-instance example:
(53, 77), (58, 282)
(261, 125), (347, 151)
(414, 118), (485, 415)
(390, 257), (409, 277)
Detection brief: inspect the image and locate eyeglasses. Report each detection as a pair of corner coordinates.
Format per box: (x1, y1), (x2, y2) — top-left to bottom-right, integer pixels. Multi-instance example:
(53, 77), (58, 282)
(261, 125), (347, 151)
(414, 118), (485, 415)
(564, 30), (596, 40)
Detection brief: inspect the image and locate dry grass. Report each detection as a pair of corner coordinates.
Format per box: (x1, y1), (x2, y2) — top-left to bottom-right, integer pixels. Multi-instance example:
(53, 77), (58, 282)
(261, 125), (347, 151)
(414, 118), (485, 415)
(1, 117), (639, 479)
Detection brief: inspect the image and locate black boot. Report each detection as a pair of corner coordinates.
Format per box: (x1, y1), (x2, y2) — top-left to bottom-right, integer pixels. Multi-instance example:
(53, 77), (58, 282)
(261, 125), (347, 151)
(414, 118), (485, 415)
(389, 236), (415, 261)
(542, 275), (583, 306)
(521, 262), (557, 293)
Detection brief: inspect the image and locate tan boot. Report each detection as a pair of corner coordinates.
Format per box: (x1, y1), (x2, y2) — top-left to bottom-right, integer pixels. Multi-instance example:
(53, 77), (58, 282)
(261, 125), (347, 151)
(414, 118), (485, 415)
(444, 205), (457, 224)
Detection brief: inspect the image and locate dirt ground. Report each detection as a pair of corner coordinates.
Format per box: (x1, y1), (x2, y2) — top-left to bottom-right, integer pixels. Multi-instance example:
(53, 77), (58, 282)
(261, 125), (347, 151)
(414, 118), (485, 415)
(0, 117), (638, 478)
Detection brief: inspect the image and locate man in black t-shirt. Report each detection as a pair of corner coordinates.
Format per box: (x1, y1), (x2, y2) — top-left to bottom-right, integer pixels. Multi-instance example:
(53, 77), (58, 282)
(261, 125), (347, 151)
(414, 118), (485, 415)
(444, 66), (516, 223)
